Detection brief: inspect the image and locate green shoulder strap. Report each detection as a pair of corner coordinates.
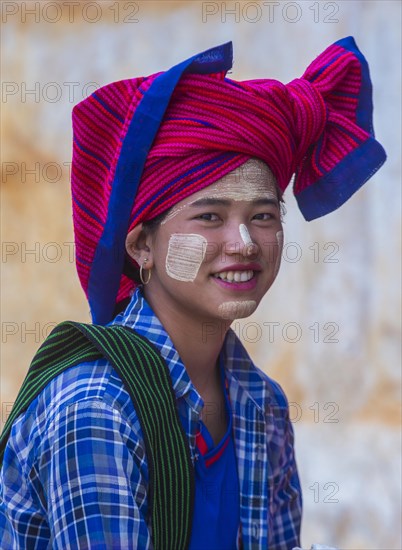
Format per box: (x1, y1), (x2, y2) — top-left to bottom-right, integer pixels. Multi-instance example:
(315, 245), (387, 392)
(0, 321), (194, 550)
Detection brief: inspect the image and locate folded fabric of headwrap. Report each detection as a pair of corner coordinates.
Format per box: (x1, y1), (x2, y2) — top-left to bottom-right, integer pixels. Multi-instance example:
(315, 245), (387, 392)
(71, 37), (386, 324)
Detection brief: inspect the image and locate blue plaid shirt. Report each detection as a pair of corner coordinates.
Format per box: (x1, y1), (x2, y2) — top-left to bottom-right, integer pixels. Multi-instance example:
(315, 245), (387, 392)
(0, 289), (302, 549)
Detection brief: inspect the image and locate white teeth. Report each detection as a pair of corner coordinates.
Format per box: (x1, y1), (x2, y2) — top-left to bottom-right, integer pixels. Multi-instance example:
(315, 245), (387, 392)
(214, 270), (254, 282)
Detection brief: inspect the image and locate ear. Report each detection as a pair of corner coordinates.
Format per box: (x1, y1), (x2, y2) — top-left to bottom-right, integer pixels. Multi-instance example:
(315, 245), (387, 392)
(125, 224), (154, 268)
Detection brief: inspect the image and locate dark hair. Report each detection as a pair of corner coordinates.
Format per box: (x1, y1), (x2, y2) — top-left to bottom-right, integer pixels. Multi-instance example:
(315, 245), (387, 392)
(112, 211), (169, 316)
(121, 209), (170, 282)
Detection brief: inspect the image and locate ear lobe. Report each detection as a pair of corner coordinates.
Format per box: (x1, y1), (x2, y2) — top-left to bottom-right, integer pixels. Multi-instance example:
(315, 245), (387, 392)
(125, 224), (150, 263)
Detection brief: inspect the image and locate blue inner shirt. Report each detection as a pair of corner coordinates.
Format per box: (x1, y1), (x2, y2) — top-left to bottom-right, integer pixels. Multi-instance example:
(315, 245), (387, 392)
(188, 355), (240, 550)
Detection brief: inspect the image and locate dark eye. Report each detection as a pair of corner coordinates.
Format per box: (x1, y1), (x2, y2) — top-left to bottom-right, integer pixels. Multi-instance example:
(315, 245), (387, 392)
(196, 213), (220, 221)
(253, 213), (274, 221)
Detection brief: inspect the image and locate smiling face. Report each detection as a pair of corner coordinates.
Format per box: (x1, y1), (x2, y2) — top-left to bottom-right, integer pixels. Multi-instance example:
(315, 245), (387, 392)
(126, 158), (283, 326)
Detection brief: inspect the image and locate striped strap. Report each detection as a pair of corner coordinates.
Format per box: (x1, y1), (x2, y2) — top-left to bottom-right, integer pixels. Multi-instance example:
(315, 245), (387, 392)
(0, 321), (194, 550)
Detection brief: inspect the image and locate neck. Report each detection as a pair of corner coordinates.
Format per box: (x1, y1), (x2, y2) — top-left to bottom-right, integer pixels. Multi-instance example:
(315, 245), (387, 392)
(143, 290), (231, 395)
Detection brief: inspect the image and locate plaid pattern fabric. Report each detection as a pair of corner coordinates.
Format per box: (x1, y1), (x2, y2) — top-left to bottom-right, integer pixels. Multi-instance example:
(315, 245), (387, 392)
(0, 289), (301, 549)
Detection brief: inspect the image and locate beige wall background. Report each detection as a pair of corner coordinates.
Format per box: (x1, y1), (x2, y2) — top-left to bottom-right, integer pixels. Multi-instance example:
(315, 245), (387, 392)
(1, 1), (401, 548)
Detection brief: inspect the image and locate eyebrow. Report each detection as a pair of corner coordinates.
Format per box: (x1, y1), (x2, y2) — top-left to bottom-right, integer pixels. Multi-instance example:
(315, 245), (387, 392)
(189, 197), (280, 208)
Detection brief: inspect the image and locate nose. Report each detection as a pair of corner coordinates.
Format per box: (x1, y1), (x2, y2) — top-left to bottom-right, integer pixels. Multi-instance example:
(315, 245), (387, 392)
(224, 223), (259, 258)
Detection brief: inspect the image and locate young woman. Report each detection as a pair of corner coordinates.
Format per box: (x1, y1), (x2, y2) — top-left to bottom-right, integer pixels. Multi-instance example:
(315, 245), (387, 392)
(0, 37), (386, 549)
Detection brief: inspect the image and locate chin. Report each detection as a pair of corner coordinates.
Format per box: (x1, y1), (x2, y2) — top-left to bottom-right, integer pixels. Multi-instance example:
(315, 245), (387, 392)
(217, 299), (258, 320)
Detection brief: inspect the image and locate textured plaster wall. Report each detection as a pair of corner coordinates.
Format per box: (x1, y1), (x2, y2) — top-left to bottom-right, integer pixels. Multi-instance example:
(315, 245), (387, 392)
(1, 1), (401, 548)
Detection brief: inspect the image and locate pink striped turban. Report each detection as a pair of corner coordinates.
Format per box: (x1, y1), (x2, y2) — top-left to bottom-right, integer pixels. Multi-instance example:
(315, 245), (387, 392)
(71, 37), (386, 324)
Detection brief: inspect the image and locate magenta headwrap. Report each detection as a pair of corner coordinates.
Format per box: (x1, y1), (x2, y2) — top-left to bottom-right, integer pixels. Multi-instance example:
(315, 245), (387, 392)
(71, 37), (386, 324)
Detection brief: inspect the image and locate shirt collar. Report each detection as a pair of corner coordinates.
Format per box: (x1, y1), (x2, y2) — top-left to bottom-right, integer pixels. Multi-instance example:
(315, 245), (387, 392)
(110, 288), (197, 402)
(110, 288), (270, 411)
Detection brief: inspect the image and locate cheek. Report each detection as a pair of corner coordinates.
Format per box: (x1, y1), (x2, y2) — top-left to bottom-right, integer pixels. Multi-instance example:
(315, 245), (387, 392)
(274, 230), (284, 275)
(165, 233), (207, 282)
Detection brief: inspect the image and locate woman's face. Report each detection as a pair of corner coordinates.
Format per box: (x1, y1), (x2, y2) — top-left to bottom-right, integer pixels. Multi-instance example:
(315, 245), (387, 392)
(139, 158), (283, 324)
